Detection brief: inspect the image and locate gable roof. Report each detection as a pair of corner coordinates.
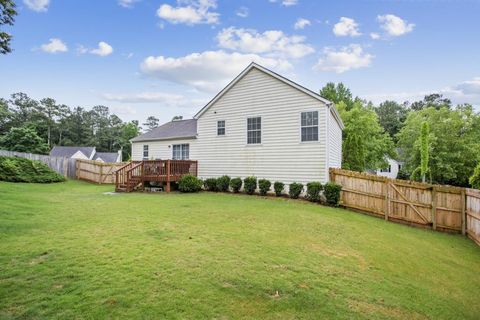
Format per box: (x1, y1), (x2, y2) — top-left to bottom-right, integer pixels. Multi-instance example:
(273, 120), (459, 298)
(50, 146), (95, 159)
(131, 119), (197, 142)
(194, 62), (345, 130)
(94, 152), (120, 163)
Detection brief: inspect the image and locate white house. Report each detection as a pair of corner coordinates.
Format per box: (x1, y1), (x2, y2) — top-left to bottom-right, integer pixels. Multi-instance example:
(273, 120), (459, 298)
(130, 63), (344, 185)
(376, 158), (404, 179)
(50, 146), (122, 163)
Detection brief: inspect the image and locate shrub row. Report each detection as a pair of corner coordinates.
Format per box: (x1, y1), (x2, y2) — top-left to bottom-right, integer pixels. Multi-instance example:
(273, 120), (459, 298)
(178, 174), (342, 206)
(0, 156), (66, 183)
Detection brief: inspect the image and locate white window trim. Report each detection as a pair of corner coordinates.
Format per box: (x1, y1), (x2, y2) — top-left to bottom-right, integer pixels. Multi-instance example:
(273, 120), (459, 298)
(217, 120), (226, 136)
(246, 116), (262, 146)
(143, 145), (149, 159)
(299, 110), (320, 143)
(172, 144), (190, 160)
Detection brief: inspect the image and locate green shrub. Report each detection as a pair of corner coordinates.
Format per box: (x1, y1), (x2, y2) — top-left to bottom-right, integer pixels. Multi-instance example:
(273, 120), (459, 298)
(288, 182), (303, 199)
(0, 156), (66, 183)
(203, 178), (218, 191)
(470, 163), (480, 189)
(230, 177), (242, 193)
(306, 182), (323, 202)
(216, 175), (231, 192)
(324, 182), (342, 206)
(258, 179), (271, 196)
(274, 181), (284, 197)
(243, 176), (257, 195)
(178, 174), (202, 193)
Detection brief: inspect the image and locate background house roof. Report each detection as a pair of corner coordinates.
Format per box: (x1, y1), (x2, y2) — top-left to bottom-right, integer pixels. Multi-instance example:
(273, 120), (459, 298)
(131, 119), (197, 142)
(94, 152), (120, 163)
(50, 146), (95, 158)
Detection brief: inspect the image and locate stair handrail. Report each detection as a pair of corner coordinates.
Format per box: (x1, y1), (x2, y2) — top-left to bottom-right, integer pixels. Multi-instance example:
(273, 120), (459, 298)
(125, 162), (144, 192)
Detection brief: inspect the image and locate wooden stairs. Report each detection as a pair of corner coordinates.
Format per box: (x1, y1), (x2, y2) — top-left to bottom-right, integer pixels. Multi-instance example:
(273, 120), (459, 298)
(115, 160), (198, 193)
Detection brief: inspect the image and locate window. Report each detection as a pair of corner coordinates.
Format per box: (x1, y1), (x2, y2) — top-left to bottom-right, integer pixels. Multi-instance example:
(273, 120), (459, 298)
(172, 144), (189, 160)
(381, 165), (392, 173)
(301, 111), (318, 142)
(217, 120), (225, 136)
(247, 117), (261, 144)
(143, 145), (149, 159)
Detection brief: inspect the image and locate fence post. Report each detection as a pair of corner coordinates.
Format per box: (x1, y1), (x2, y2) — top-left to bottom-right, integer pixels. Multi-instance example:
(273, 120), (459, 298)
(384, 182), (390, 221)
(99, 164), (103, 184)
(432, 186), (437, 231)
(75, 160), (79, 179)
(166, 160), (171, 192)
(461, 189), (466, 236)
(63, 158), (68, 178)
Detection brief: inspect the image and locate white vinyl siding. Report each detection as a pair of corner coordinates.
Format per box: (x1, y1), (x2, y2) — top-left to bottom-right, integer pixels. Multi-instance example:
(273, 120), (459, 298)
(132, 139), (196, 161)
(195, 67), (329, 185)
(328, 109), (342, 169)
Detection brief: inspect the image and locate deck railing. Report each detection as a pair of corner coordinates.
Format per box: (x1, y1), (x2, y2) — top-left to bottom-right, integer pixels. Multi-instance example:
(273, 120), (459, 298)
(115, 160), (198, 192)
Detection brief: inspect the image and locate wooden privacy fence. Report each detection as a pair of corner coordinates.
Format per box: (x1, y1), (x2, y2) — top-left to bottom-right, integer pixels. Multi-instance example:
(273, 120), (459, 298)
(0, 149), (77, 178)
(76, 159), (127, 184)
(330, 168), (480, 246)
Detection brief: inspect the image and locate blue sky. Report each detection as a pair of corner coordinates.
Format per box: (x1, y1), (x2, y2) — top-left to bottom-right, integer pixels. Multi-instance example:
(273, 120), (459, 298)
(1, 0), (479, 124)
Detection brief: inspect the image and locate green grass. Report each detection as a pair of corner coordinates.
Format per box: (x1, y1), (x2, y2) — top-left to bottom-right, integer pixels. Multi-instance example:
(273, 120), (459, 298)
(1, 180), (479, 319)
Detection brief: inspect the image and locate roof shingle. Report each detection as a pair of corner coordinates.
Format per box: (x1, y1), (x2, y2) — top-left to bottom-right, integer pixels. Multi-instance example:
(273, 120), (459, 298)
(131, 119), (197, 142)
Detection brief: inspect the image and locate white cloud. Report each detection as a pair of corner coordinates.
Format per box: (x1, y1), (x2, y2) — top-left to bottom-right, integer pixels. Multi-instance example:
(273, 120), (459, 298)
(269, 0), (298, 6)
(102, 92), (188, 105)
(236, 6), (249, 18)
(377, 14), (414, 37)
(314, 44), (373, 73)
(23, 0), (49, 12)
(90, 42), (113, 56)
(110, 105), (137, 115)
(333, 17), (361, 37)
(217, 27), (314, 59)
(362, 77), (480, 107)
(118, 0), (140, 8)
(370, 32), (380, 40)
(157, 0), (219, 25)
(140, 50), (291, 92)
(40, 38), (68, 53)
(294, 18), (311, 30)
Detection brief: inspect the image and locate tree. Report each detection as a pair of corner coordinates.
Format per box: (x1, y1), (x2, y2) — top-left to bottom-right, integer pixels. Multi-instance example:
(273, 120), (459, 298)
(410, 94), (452, 111)
(412, 121), (431, 183)
(172, 115), (183, 121)
(0, 126), (49, 154)
(8, 92), (40, 127)
(374, 100), (408, 140)
(0, 97), (12, 134)
(37, 98), (69, 147)
(0, 0), (17, 54)
(470, 163), (480, 189)
(338, 101), (396, 172)
(116, 120), (141, 160)
(143, 116), (159, 131)
(397, 106), (480, 186)
(319, 82), (355, 110)
(342, 133), (365, 171)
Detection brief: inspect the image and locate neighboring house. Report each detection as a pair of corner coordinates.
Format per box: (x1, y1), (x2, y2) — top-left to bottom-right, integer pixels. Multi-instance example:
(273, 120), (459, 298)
(376, 158), (404, 179)
(130, 62), (344, 185)
(50, 146), (122, 163)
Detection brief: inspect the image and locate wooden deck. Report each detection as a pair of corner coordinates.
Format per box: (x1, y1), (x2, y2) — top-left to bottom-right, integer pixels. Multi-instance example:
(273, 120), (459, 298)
(115, 160), (198, 192)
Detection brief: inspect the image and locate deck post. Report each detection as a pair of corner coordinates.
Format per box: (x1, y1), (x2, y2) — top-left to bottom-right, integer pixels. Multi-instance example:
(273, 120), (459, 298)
(166, 159), (171, 192)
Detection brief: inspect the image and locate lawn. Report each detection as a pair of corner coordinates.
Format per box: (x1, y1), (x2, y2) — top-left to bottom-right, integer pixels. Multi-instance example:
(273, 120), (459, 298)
(1, 181), (480, 319)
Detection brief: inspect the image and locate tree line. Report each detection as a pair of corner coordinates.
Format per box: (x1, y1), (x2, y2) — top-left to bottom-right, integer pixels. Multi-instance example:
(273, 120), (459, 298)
(319, 83), (480, 187)
(0, 93), (143, 160)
